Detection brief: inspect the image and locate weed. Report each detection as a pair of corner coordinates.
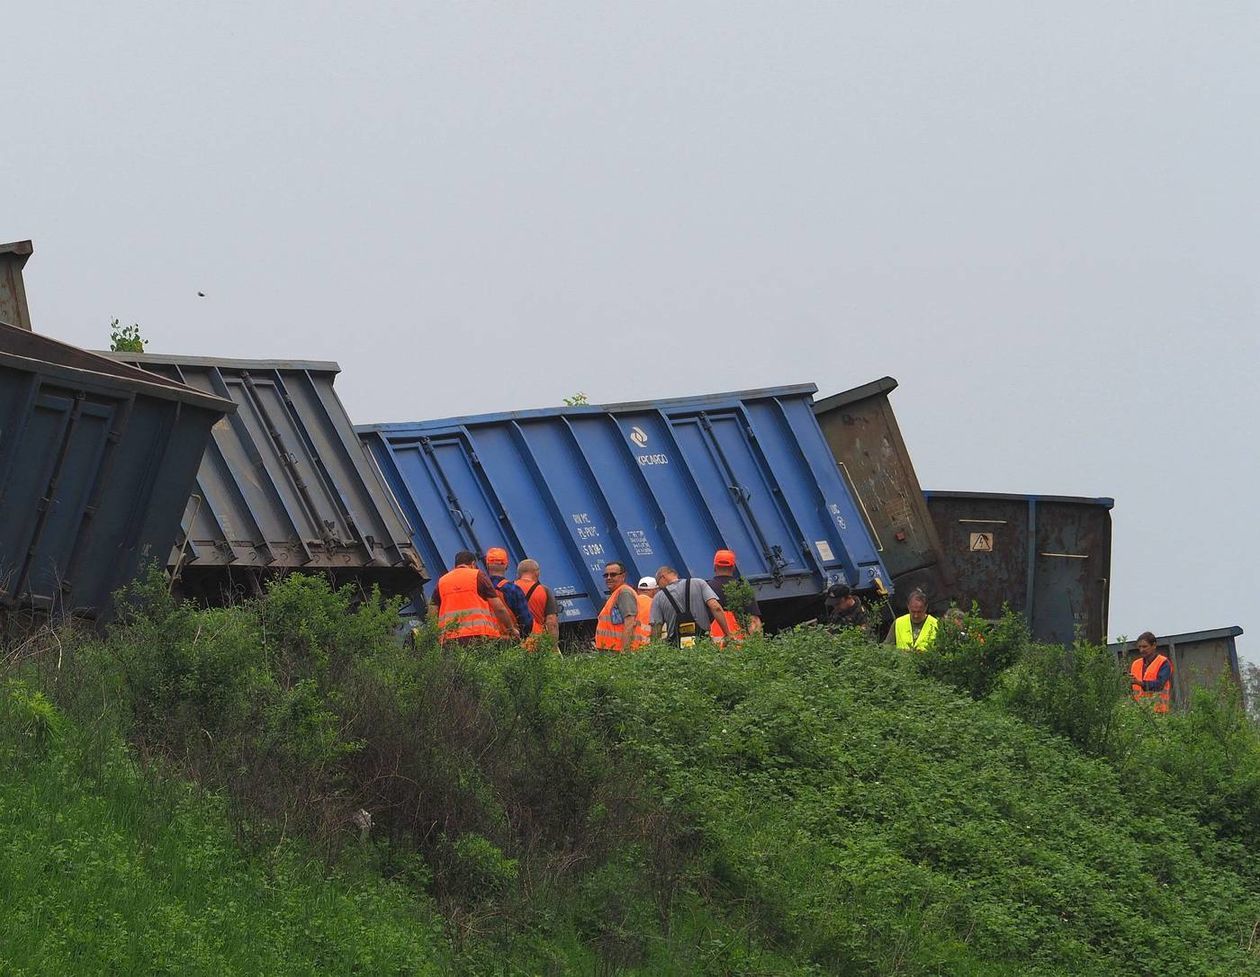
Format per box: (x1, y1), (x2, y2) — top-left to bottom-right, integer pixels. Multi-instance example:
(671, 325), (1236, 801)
(108, 318), (146, 352)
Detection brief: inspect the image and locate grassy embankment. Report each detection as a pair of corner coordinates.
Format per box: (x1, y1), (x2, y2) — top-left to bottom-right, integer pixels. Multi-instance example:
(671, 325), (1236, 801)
(2, 575), (1258, 975)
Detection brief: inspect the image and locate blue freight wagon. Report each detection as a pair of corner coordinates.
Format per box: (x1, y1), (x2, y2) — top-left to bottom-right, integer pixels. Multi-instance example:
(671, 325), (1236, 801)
(0, 321), (234, 620)
(358, 384), (891, 631)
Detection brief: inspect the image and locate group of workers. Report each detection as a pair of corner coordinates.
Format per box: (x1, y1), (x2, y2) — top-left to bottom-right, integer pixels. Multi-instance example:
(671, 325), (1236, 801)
(427, 548), (560, 648)
(430, 546), (765, 651)
(593, 549), (766, 652)
(884, 591), (1174, 713)
(430, 547), (1174, 712)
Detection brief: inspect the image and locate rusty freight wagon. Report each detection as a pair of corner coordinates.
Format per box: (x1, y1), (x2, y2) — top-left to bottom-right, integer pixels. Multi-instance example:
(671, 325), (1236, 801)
(924, 491), (1113, 645)
(813, 377), (952, 615)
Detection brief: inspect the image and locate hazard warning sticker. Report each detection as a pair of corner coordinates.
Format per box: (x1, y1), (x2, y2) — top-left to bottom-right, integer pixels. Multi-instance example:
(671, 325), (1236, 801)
(969, 532), (994, 552)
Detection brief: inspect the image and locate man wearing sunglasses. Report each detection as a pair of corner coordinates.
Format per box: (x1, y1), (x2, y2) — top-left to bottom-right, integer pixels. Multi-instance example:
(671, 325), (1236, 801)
(594, 561), (645, 653)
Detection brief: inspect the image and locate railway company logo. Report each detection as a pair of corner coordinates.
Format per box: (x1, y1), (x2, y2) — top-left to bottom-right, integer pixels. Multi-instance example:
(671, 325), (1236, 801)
(630, 426), (667, 465)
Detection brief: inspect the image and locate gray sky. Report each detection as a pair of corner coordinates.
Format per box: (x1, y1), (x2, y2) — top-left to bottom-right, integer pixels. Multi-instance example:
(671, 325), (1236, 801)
(6, 3), (1257, 652)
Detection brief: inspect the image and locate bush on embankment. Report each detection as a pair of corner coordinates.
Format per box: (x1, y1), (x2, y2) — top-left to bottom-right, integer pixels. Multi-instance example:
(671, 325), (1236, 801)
(0, 677), (452, 975)
(2, 574), (1260, 976)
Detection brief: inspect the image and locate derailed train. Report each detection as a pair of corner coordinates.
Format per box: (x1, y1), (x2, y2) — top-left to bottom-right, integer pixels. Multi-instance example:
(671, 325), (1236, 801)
(0, 240), (1242, 700)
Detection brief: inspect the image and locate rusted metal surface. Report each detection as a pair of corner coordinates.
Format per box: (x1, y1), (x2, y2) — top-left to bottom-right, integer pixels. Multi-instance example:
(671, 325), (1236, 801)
(0, 240), (34, 331)
(0, 322), (233, 618)
(924, 491), (1113, 644)
(1110, 626), (1244, 707)
(813, 377), (952, 612)
(112, 353), (426, 602)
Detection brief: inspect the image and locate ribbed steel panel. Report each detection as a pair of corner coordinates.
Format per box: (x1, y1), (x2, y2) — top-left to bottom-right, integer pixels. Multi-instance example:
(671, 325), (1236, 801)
(111, 353), (425, 602)
(813, 377), (952, 613)
(359, 384), (891, 628)
(0, 322), (233, 618)
(924, 491), (1113, 644)
(1110, 626), (1244, 707)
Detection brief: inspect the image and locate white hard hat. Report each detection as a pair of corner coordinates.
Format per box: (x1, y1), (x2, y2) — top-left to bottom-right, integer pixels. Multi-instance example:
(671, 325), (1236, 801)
(637, 576), (657, 590)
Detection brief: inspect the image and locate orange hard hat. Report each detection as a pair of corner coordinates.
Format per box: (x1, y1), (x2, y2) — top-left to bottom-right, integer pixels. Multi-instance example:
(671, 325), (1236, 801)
(485, 547), (509, 564)
(713, 549), (736, 568)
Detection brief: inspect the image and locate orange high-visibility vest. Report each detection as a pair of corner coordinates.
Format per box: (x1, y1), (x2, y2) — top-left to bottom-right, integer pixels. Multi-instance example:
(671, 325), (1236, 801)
(595, 584), (639, 651)
(1130, 654), (1172, 713)
(435, 566), (499, 643)
(517, 579), (549, 636)
(709, 610), (745, 648)
(634, 593), (653, 648)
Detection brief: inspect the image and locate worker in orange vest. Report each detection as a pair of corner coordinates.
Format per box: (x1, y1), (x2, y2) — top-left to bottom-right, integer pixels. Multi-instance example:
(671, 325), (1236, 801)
(707, 549), (762, 647)
(516, 558), (560, 648)
(634, 575), (658, 648)
(430, 550), (516, 644)
(594, 561), (643, 653)
(1130, 631), (1173, 713)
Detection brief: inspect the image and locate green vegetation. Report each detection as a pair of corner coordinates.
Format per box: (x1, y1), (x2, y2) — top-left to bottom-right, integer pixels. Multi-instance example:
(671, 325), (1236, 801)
(108, 318), (147, 353)
(0, 682), (450, 975)
(2, 575), (1259, 975)
(717, 576), (758, 633)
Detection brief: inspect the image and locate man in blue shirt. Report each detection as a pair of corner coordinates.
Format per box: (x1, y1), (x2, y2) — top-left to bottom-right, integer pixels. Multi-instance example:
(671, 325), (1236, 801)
(485, 547), (533, 640)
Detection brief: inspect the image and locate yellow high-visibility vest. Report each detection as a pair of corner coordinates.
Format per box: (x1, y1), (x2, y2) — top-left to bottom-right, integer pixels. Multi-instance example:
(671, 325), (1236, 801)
(894, 613), (939, 651)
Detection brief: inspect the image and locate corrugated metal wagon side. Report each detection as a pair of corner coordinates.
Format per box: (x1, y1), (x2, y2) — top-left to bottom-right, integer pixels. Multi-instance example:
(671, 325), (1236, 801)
(924, 491), (1113, 644)
(112, 353), (426, 604)
(0, 322), (233, 620)
(813, 377), (952, 614)
(359, 384), (891, 632)
(1110, 626), (1244, 708)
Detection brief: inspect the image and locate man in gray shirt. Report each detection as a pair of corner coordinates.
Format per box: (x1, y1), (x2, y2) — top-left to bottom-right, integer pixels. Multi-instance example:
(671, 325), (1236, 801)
(649, 566), (727, 648)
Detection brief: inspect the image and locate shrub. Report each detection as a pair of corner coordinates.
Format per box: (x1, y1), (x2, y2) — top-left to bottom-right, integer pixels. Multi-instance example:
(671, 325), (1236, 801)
(0, 680), (65, 757)
(917, 606), (1026, 699)
(72, 572), (648, 912)
(86, 573), (395, 845)
(718, 577), (758, 634)
(1116, 679), (1260, 850)
(443, 833), (520, 901)
(994, 639), (1128, 754)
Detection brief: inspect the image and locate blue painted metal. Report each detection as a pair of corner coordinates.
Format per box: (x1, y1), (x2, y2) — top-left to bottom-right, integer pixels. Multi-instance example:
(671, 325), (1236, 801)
(924, 491), (1114, 644)
(359, 385), (891, 626)
(0, 321), (233, 618)
(1109, 626), (1244, 707)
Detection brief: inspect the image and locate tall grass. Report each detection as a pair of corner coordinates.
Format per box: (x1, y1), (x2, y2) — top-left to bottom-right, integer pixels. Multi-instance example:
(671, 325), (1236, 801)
(3, 576), (1260, 975)
(0, 684), (450, 975)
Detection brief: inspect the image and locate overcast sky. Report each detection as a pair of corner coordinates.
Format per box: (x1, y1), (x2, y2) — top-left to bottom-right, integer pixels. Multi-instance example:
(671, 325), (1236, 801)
(6, 3), (1256, 652)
